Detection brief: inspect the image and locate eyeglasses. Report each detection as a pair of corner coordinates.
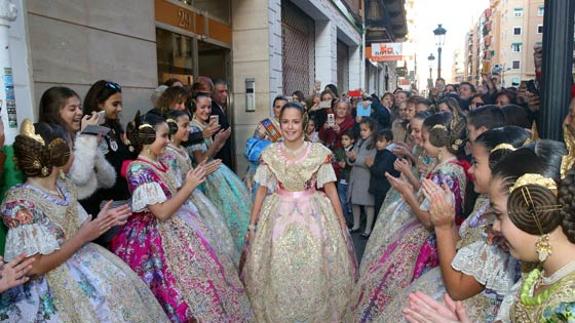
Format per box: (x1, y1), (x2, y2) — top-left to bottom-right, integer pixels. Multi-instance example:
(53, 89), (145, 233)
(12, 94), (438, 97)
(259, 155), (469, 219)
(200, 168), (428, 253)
(105, 81), (122, 92)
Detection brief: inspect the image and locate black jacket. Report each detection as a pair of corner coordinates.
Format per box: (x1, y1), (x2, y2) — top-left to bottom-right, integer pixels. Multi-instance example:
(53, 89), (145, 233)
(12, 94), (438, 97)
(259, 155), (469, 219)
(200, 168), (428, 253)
(211, 101), (234, 170)
(369, 149), (400, 195)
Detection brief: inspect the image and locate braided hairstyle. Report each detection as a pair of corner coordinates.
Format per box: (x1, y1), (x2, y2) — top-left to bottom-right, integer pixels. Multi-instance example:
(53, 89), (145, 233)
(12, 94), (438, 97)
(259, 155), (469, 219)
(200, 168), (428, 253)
(492, 140), (567, 237)
(166, 110), (190, 138)
(423, 111), (467, 155)
(474, 126), (530, 170)
(14, 122), (71, 177)
(126, 111), (166, 154)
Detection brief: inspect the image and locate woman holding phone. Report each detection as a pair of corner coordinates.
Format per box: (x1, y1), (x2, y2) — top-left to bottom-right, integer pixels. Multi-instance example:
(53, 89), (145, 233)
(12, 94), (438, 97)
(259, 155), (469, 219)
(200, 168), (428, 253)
(189, 93), (252, 252)
(319, 99), (355, 150)
(82, 80), (136, 233)
(38, 87), (116, 214)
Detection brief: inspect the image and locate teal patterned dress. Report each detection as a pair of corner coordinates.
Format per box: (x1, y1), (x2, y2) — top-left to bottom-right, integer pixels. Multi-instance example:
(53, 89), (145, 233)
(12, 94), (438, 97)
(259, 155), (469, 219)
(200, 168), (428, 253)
(189, 118), (252, 251)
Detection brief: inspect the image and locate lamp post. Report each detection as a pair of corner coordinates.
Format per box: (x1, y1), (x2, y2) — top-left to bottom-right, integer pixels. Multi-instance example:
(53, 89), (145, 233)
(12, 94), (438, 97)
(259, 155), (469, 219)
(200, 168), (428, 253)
(427, 53), (435, 86)
(433, 24), (447, 79)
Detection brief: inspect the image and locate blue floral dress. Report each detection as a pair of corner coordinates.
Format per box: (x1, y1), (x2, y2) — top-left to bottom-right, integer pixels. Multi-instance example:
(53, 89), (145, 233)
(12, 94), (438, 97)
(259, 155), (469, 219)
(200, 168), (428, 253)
(189, 118), (252, 251)
(0, 179), (168, 322)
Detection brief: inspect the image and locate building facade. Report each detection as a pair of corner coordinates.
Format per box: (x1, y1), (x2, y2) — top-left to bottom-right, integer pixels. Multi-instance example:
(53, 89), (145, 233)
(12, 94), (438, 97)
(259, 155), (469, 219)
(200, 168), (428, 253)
(5, 0), (405, 173)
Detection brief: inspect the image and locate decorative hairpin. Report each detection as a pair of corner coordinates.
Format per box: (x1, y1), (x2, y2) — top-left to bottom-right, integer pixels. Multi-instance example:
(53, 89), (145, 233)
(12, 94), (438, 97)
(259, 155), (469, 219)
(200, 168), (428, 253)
(491, 143), (516, 154)
(509, 173), (558, 194)
(432, 124), (447, 131)
(20, 119), (45, 146)
(166, 118), (177, 124)
(138, 124), (153, 130)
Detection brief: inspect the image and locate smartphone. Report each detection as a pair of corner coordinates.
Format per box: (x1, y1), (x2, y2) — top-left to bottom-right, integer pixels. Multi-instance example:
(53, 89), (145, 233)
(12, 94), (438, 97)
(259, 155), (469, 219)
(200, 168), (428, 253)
(348, 89), (361, 98)
(319, 100), (332, 109)
(526, 79), (539, 95)
(209, 115), (219, 125)
(82, 125), (111, 136)
(327, 113), (335, 127)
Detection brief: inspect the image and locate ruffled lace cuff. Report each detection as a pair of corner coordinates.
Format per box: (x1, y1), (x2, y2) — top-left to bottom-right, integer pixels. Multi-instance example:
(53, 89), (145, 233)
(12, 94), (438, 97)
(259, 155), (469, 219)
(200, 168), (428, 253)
(131, 182), (168, 212)
(4, 224), (60, 262)
(316, 163), (337, 188)
(254, 164), (277, 191)
(495, 280), (521, 323)
(451, 240), (517, 294)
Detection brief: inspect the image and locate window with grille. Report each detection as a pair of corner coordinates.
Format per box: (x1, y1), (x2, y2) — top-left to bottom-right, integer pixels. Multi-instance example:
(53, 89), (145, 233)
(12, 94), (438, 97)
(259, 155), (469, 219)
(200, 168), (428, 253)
(513, 27), (521, 35)
(511, 43), (522, 52)
(512, 60), (520, 69)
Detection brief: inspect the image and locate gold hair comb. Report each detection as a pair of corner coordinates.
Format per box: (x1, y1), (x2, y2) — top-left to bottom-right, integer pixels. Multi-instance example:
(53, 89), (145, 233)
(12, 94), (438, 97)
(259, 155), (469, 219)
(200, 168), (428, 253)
(509, 173), (557, 194)
(491, 143), (516, 154)
(20, 119), (45, 146)
(166, 118), (177, 124)
(138, 124), (153, 130)
(432, 124), (447, 131)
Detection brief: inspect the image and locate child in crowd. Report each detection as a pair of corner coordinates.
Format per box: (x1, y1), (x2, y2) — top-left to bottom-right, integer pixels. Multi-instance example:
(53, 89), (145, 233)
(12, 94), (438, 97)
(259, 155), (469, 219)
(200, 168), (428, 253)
(347, 118), (377, 238)
(306, 118), (320, 143)
(366, 129), (400, 215)
(334, 130), (355, 226)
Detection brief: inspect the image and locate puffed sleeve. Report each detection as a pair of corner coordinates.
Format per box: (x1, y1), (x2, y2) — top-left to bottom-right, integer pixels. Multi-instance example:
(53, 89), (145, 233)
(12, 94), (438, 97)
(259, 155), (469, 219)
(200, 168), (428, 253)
(187, 126), (208, 153)
(254, 163), (277, 192)
(316, 149), (337, 189)
(1, 195), (60, 262)
(127, 164), (168, 212)
(451, 241), (519, 294)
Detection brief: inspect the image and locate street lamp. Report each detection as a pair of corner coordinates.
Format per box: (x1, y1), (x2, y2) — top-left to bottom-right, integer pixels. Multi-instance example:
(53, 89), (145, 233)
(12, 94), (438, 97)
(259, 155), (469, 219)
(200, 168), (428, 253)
(427, 53), (435, 86)
(433, 24), (447, 79)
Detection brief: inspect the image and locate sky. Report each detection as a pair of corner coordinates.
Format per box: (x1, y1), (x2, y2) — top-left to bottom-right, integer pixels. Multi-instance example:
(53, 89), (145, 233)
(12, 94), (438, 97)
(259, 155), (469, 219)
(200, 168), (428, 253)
(408, 0), (489, 89)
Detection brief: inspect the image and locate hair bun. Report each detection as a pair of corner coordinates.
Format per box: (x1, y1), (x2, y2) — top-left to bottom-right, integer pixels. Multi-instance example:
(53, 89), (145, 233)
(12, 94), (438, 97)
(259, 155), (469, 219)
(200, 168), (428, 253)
(508, 184), (562, 236)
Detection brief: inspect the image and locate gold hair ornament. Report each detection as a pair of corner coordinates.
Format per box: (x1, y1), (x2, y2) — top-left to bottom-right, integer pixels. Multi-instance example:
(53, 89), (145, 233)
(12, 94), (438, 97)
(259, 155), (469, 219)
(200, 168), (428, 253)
(138, 124), (154, 130)
(491, 143), (516, 154)
(432, 124), (447, 131)
(20, 119), (45, 145)
(561, 123), (575, 179)
(166, 118), (177, 124)
(509, 173), (558, 194)
(516, 186), (556, 262)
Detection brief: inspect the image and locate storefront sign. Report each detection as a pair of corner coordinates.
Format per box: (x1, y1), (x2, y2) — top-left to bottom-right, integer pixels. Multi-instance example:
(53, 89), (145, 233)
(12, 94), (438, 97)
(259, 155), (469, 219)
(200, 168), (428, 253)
(367, 43), (403, 62)
(155, 0), (232, 46)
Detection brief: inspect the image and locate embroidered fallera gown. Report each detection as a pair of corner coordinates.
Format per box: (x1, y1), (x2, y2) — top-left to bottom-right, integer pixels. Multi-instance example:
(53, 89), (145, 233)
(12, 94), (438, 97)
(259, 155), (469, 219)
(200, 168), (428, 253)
(382, 196), (520, 322)
(351, 160), (467, 322)
(190, 118), (252, 251)
(361, 145), (436, 275)
(110, 156), (253, 322)
(0, 179), (168, 322)
(165, 144), (239, 262)
(243, 142), (357, 322)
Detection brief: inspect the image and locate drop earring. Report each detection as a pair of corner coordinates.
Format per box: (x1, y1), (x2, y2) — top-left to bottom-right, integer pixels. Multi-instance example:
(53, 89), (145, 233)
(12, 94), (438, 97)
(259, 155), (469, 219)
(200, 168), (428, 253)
(535, 234), (552, 262)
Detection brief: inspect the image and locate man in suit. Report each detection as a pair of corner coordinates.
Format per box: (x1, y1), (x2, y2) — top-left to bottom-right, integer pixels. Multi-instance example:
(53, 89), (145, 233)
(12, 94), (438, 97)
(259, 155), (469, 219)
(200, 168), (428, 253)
(211, 79), (234, 170)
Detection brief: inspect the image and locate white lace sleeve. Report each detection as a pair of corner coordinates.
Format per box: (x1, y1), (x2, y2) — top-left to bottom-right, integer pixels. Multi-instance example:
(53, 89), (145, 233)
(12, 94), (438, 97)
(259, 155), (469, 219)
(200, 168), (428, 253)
(4, 224), (60, 262)
(451, 240), (518, 294)
(1, 200), (60, 262)
(254, 164), (277, 192)
(131, 182), (168, 212)
(316, 162), (337, 188)
(77, 203), (91, 224)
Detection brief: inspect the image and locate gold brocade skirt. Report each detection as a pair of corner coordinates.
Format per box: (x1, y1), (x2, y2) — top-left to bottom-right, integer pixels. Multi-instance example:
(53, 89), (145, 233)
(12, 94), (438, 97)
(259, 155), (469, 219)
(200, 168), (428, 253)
(244, 189), (355, 322)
